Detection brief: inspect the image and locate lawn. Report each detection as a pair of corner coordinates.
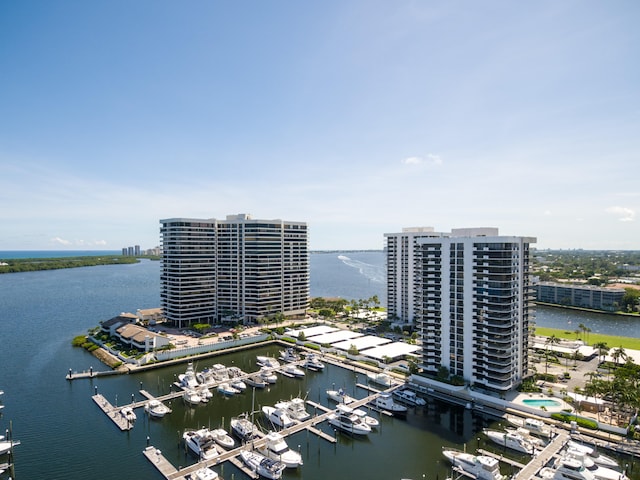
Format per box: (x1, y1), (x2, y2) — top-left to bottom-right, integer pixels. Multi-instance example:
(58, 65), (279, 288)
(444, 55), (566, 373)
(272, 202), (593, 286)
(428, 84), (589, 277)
(535, 326), (640, 350)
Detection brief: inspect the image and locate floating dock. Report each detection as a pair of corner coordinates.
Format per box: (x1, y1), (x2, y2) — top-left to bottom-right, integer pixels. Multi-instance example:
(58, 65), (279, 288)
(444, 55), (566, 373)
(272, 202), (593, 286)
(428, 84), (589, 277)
(92, 394), (135, 431)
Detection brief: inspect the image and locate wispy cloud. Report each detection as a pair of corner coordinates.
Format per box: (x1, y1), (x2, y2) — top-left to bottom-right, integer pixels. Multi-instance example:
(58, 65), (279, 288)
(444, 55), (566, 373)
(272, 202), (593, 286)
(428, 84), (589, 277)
(51, 237), (72, 246)
(401, 154), (443, 167)
(606, 206), (635, 222)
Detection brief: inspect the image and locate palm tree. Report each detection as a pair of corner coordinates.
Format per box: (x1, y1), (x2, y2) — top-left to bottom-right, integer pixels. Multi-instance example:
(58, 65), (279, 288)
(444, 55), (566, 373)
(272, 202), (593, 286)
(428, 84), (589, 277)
(611, 346), (627, 367)
(578, 323), (586, 341)
(544, 335), (560, 375)
(593, 342), (609, 365)
(585, 327), (592, 345)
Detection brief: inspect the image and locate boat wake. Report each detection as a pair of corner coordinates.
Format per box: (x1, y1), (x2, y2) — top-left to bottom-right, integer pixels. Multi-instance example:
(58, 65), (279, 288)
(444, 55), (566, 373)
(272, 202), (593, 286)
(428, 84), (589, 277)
(337, 255), (385, 284)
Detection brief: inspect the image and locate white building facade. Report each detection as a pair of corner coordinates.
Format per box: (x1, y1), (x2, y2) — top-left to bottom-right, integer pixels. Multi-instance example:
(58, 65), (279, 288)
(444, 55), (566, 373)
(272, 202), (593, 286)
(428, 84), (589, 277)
(385, 227), (536, 394)
(160, 214), (309, 328)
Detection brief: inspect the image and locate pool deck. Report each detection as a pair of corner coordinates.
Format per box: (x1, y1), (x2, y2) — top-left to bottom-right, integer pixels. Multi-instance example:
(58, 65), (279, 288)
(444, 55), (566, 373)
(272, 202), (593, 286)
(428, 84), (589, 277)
(511, 392), (571, 414)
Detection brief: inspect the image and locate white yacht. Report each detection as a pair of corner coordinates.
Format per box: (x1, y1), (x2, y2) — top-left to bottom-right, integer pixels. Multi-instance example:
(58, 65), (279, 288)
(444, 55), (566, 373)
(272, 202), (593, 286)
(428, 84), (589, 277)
(189, 466), (219, 480)
(303, 354), (325, 371)
(245, 374), (268, 388)
(367, 370), (393, 387)
(373, 392), (408, 417)
(442, 448), (508, 480)
(392, 389), (426, 406)
(256, 356), (281, 369)
(539, 456), (597, 480)
(239, 450), (286, 480)
(260, 367), (278, 384)
(506, 415), (551, 437)
(275, 397), (310, 422)
(0, 439), (20, 456)
(566, 440), (620, 469)
(210, 363), (231, 382)
(120, 406), (137, 423)
(280, 364), (305, 378)
(183, 388), (202, 405)
(144, 399), (171, 418)
(326, 388), (355, 404)
(353, 408), (379, 429)
(197, 386), (213, 403)
(178, 362), (200, 389)
(562, 449), (628, 480)
(217, 382), (240, 396)
(279, 348), (301, 363)
(231, 414), (258, 442)
(263, 406), (296, 429)
(483, 428), (536, 455)
(210, 428), (235, 450)
(183, 428), (220, 460)
(258, 431), (304, 468)
(328, 404), (372, 436)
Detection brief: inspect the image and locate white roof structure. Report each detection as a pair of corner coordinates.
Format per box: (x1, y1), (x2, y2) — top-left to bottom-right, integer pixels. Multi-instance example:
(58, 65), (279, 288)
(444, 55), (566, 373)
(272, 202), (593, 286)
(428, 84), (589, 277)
(566, 392), (607, 406)
(285, 325), (338, 338)
(360, 342), (421, 360)
(332, 335), (392, 351)
(310, 330), (363, 345)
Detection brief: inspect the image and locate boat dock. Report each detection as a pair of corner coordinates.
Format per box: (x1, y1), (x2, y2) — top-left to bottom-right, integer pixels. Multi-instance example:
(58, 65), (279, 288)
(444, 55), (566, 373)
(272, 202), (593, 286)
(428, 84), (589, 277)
(92, 393), (136, 431)
(512, 430), (569, 480)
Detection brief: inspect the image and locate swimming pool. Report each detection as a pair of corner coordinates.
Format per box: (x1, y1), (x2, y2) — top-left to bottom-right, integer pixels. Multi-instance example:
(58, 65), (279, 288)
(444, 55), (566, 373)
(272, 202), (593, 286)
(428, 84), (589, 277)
(522, 398), (562, 407)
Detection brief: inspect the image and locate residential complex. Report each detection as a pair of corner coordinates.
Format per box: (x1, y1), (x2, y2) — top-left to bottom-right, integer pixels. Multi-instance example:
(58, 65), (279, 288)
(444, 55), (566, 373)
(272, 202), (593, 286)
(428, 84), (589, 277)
(536, 282), (625, 311)
(385, 227), (536, 394)
(160, 214), (309, 328)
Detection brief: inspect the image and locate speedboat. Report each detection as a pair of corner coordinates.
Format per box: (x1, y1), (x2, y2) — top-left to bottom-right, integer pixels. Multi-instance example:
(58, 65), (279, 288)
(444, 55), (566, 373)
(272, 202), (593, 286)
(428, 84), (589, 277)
(505, 427), (547, 448)
(183, 428), (220, 460)
(210, 363), (230, 382)
(506, 415), (551, 437)
(210, 428), (235, 450)
(263, 406), (296, 429)
(183, 389), (202, 405)
(217, 382), (240, 396)
(353, 408), (379, 429)
(196, 367), (216, 387)
(539, 456), (597, 480)
(328, 404), (372, 436)
(392, 389), (426, 407)
(0, 439), (20, 456)
(303, 354), (325, 371)
(562, 449), (628, 480)
(280, 364), (305, 378)
(144, 399), (171, 418)
(326, 388), (355, 404)
(373, 392), (408, 417)
(256, 356), (281, 368)
(189, 466), (219, 480)
(258, 431), (304, 468)
(279, 348), (301, 363)
(483, 428), (536, 455)
(275, 397), (310, 422)
(197, 386), (213, 403)
(245, 374), (268, 388)
(226, 367), (247, 390)
(442, 448), (508, 480)
(231, 414), (258, 442)
(120, 406), (137, 422)
(178, 362), (200, 389)
(239, 450), (286, 480)
(260, 367), (278, 384)
(367, 370), (393, 387)
(566, 440), (620, 469)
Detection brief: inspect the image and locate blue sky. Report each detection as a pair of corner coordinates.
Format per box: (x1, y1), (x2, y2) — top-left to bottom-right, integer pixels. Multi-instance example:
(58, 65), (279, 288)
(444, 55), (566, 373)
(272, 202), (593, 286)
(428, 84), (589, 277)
(1, 1), (638, 251)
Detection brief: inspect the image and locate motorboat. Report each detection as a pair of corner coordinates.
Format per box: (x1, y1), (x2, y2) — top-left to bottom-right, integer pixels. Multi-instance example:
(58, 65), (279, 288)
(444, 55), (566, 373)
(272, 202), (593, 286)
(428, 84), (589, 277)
(144, 399), (171, 418)
(562, 449), (628, 480)
(189, 466), (219, 480)
(258, 431), (304, 468)
(263, 406), (296, 429)
(275, 397), (310, 422)
(120, 406), (137, 422)
(196, 367), (216, 387)
(256, 356), (281, 368)
(217, 382), (240, 396)
(353, 408), (379, 428)
(373, 392), (408, 417)
(197, 386), (213, 402)
(280, 364), (305, 378)
(279, 347), (301, 363)
(482, 428), (536, 455)
(539, 456), (597, 480)
(566, 440), (620, 469)
(178, 362), (200, 389)
(227, 367), (247, 391)
(0, 439), (20, 456)
(239, 449), (286, 480)
(328, 404), (372, 436)
(210, 363), (231, 382)
(230, 378), (247, 391)
(231, 414), (258, 442)
(392, 389), (426, 407)
(367, 370), (393, 387)
(506, 415), (551, 437)
(210, 428), (235, 450)
(505, 427), (547, 448)
(183, 389), (202, 405)
(326, 388), (355, 404)
(303, 354), (325, 371)
(260, 367), (278, 384)
(442, 448), (508, 480)
(183, 428), (220, 460)
(245, 374), (268, 388)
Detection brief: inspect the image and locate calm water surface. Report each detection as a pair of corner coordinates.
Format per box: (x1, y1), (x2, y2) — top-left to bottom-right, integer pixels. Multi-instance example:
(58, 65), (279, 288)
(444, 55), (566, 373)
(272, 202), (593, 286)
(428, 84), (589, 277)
(1, 253), (639, 479)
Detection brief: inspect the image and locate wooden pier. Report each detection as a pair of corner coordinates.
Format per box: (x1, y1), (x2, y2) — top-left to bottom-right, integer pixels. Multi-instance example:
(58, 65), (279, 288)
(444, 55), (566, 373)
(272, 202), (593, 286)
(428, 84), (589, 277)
(92, 394), (135, 431)
(512, 430), (569, 480)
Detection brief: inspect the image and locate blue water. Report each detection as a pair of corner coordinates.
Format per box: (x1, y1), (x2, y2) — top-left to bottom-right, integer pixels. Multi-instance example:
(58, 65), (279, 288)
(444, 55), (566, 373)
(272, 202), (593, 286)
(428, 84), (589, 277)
(521, 399), (562, 407)
(0, 250), (121, 259)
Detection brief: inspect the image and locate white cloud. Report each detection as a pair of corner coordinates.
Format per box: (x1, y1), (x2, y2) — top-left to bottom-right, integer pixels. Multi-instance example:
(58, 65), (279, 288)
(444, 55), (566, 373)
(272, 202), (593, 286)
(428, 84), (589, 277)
(51, 237), (72, 246)
(606, 206), (635, 222)
(401, 153), (443, 166)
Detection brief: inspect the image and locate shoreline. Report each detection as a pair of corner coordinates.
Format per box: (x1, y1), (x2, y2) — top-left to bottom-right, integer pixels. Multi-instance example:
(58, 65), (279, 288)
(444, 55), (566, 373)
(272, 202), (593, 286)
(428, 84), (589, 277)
(536, 302), (640, 319)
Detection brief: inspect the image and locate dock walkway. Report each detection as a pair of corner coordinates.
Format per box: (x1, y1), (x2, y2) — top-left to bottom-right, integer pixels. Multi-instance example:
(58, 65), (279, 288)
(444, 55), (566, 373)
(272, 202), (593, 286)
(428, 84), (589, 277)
(512, 430), (568, 480)
(92, 394), (135, 431)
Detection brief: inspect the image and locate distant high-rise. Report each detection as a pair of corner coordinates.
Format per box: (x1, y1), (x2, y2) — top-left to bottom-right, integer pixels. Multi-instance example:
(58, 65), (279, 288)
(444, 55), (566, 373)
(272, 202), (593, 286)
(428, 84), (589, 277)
(160, 214), (309, 328)
(385, 227), (536, 394)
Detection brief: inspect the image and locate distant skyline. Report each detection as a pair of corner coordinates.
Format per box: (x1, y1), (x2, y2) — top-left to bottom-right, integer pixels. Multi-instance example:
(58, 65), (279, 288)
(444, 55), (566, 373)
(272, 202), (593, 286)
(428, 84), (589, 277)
(1, 1), (638, 251)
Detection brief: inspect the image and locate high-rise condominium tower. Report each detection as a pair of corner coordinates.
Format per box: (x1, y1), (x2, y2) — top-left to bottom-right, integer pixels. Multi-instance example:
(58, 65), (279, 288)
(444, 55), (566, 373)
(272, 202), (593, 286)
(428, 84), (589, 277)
(160, 214), (309, 328)
(385, 227), (536, 394)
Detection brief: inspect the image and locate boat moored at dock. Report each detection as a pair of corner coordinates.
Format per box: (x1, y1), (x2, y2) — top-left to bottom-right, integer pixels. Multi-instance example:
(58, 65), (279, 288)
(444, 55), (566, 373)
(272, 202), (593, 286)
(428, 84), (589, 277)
(328, 404), (372, 436)
(442, 448), (508, 480)
(483, 428), (537, 455)
(258, 431), (304, 468)
(326, 388), (355, 404)
(239, 449), (286, 480)
(145, 399), (171, 418)
(183, 428), (220, 460)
